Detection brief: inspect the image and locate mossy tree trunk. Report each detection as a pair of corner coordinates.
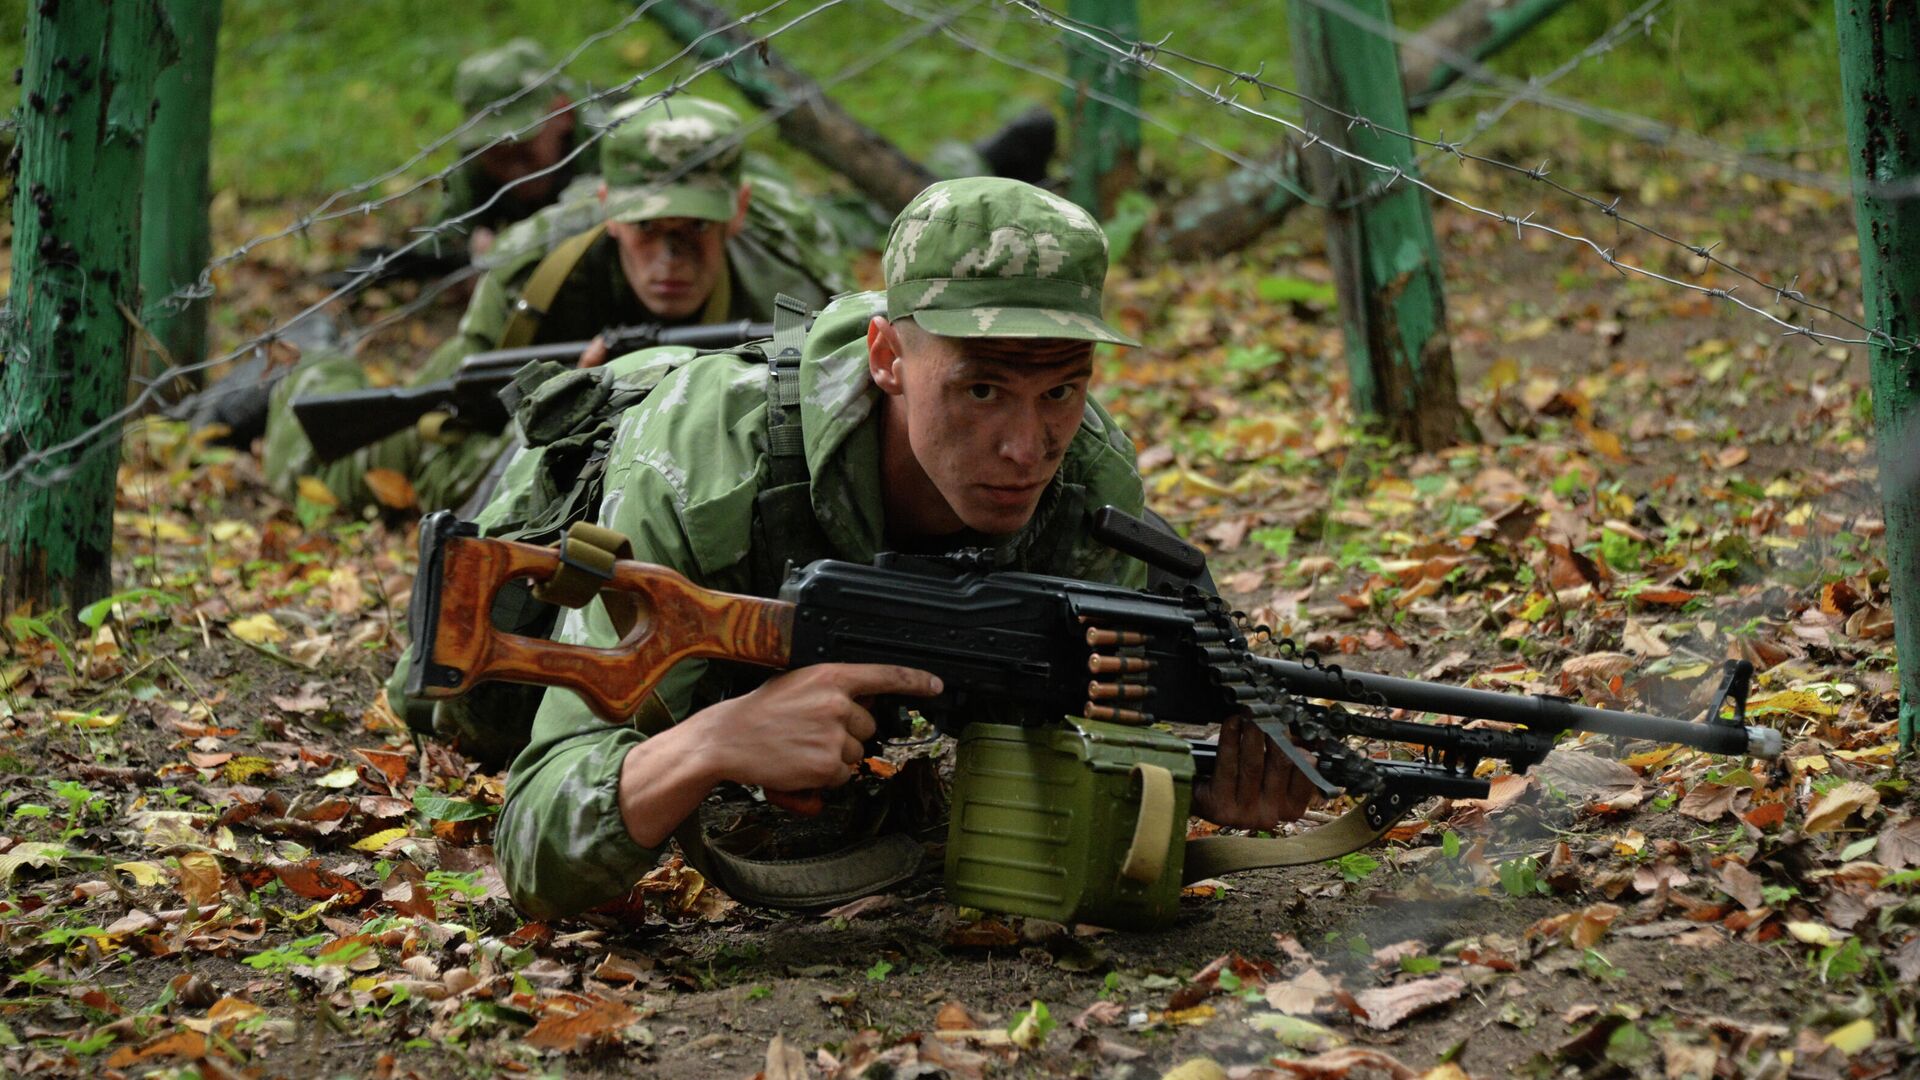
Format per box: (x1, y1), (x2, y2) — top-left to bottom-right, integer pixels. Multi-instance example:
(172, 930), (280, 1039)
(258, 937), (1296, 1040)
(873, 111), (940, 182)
(1, 1), (176, 614)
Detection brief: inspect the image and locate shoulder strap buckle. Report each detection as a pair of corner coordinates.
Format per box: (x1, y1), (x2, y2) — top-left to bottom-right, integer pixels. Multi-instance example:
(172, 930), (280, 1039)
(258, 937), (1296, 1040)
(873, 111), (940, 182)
(765, 294), (815, 467)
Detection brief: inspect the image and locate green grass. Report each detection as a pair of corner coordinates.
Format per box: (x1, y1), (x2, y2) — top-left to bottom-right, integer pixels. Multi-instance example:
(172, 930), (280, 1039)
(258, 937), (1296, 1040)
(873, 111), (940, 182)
(0, 0), (1848, 207)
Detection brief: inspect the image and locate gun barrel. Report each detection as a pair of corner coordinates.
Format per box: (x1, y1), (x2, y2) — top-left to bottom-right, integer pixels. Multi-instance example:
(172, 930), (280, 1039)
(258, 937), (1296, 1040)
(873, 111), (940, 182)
(1256, 658), (1780, 758)
(293, 384), (451, 463)
(460, 320), (776, 374)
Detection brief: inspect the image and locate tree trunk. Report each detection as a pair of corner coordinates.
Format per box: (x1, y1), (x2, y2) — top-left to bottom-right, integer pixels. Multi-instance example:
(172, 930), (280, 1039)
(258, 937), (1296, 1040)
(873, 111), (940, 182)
(1, 1), (175, 614)
(1834, 0), (1920, 750)
(137, 0), (223, 402)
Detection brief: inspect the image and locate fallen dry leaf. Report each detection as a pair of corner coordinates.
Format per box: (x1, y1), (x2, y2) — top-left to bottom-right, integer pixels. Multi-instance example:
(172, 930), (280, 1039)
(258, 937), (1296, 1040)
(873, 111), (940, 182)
(1719, 861), (1764, 910)
(524, 994), (637, 1052)
(1876, 818), (1920, 869)
(1350, 975), (1466, 1030)
(936, 1000), (982, 1031)
(1804, 781), (1881, 834)
(271, 683), (330, 714)
(362, 467), (419, 510)
(1536, 747), (1641, 804)
(822, 894), (897, 920)
(1678, 782), (1748, 822)
(1071, 999), (1124, 1029)
(764, 1034), (809, 1080)
(227, 613), (286, 645)
(1265, 967), (1337, 1015)
(1262, 1046), (1422, 1079)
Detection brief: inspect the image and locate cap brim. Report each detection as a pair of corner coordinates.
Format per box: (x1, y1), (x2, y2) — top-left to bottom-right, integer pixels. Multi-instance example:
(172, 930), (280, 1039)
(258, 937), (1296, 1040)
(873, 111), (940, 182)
(455, 107), (546, 151)
(603, 184), (735, 224)
(909, 306), (1139, 347)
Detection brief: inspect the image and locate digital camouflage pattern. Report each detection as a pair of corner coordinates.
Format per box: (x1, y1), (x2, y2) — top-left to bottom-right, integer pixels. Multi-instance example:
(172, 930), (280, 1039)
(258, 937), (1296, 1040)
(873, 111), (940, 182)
(434, 40), (600, 237)
(452, 38), (581, 151)
(494, 292), (1149, 919)
(481, 94), (851, 291)
(600, 96), (744, 224)
(265, 104), (848, 514)
(883, 178), (1139, 345)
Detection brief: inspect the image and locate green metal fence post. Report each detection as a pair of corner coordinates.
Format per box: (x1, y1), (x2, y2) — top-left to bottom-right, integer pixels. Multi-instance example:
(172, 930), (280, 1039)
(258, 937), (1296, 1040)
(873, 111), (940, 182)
(138, 0), (223, 401)
(1062, 0), (1140, 217)
(1835, 0), (1920, 751)
(1289, 0), (1470, 452)
(0, 2), (175, 613)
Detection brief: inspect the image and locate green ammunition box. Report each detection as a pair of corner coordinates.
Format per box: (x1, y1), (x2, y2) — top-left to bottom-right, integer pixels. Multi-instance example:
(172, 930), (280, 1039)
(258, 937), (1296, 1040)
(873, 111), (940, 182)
(945, 719), (1195, 929)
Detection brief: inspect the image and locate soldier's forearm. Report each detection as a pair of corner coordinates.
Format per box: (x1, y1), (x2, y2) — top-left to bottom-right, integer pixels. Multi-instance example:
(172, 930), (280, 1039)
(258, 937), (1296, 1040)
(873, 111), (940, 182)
(615, 716), (727, 849)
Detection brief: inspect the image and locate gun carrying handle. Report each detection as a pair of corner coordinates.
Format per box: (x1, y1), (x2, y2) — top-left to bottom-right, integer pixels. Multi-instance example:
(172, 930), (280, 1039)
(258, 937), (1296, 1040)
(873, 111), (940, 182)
(416, 532), (797, 721)
(1120, 763), (1177, 884)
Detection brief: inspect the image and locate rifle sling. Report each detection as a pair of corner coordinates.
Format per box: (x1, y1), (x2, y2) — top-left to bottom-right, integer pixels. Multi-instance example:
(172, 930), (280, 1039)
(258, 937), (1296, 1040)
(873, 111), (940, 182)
(1181, 796), (1404, 883)
(674, 828), (924, 911)
(500, 224), (609, 351)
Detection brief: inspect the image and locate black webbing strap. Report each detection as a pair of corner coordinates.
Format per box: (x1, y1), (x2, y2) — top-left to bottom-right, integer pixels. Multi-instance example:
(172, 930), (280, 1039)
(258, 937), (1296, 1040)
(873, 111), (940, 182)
(764, 294), (811, 484)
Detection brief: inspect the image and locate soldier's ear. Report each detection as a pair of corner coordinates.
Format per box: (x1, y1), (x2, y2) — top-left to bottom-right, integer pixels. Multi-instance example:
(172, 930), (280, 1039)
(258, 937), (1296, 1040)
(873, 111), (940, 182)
(728, 184), (751, 238)
(868, 317), (907, 396)
(544, 94), (575, 136)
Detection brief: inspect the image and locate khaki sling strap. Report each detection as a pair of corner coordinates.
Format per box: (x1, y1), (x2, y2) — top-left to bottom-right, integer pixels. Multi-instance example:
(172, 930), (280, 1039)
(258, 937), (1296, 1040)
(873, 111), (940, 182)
(499, 223), (610, 351)
(1181, 796), (1405, 883)
(530, 520), (641, 638)
(1120, 763), (1176, 884)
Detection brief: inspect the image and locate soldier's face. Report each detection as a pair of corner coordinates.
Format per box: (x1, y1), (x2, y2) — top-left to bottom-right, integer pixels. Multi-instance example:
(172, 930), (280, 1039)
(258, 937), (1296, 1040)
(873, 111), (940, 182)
(606, 187), (747, 321)
(869, 318), (1093, 537)
(474, 96), (575, 206)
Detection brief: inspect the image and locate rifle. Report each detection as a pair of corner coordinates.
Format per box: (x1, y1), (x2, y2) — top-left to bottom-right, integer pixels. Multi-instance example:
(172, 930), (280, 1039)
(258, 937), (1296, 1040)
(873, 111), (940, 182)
(290, 320), (773, 464)
(407, 505), (1777, 796)
(319, 244), (472, 291)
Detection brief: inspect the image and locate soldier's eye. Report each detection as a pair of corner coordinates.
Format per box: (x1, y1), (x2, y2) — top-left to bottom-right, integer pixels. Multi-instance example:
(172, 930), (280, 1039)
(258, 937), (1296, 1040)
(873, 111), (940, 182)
(1044, 384), (1078, 402)
(968, 384), (997, 402)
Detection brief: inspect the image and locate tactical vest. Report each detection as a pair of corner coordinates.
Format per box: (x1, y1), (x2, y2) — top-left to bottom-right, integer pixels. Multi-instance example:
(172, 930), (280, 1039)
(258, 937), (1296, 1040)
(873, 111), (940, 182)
(405, 297), (929, 909)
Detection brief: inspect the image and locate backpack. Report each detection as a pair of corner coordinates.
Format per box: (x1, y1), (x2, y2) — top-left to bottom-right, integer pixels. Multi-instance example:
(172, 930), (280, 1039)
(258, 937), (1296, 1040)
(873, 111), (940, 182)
(391, 295), (831, 768)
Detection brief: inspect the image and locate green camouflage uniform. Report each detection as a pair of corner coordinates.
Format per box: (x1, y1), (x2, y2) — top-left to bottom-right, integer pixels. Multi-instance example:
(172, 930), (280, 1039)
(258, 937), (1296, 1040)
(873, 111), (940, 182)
(433, 39), (601, 243)
(494, 178), (1149, 920)
(264, 96), (847, 514)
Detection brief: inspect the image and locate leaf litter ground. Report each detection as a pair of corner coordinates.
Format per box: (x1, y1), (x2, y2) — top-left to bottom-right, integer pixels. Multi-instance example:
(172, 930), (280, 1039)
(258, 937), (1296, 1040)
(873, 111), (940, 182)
(1, 160), (1915, 1079)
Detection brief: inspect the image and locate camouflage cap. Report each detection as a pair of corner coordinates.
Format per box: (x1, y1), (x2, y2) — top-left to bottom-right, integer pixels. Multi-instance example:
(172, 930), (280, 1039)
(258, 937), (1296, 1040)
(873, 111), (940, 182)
(882, 178), (1136, 346)
(453, 39), (577, 150)
(599, 96), (744, 225)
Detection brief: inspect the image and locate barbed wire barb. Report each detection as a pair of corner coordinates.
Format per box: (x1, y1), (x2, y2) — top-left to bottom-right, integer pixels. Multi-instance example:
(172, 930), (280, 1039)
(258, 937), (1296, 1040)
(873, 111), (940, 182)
(3, 0), (853, 489)
(1002, 0), (1910, 354)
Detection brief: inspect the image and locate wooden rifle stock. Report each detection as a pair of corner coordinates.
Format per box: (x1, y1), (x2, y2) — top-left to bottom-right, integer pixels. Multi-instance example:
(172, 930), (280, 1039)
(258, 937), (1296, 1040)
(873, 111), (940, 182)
(408, 520), (797, 721)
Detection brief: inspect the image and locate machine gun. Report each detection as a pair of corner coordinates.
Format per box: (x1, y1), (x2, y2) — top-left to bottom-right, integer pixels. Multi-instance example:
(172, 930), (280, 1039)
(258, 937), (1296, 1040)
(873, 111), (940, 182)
(290, 319), (772, 463)
(402, 508), (1781, 925)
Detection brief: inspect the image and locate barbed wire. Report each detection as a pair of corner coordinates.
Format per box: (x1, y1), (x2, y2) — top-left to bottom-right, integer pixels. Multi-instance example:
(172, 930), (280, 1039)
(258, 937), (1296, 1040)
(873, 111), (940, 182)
(131, 0), (782, 332)
(137, 0), (681, 329)
(5, 0), (788, 474)
(1407, 0), (1670, 174)
(1295, 0), (1860, 198)
(880, 0), (1325, 207)
(1003, 0), (1910, 353)
(348, 0), (979, 356)
(1, 0), (852, 489)
(338, 265), (485, 356)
